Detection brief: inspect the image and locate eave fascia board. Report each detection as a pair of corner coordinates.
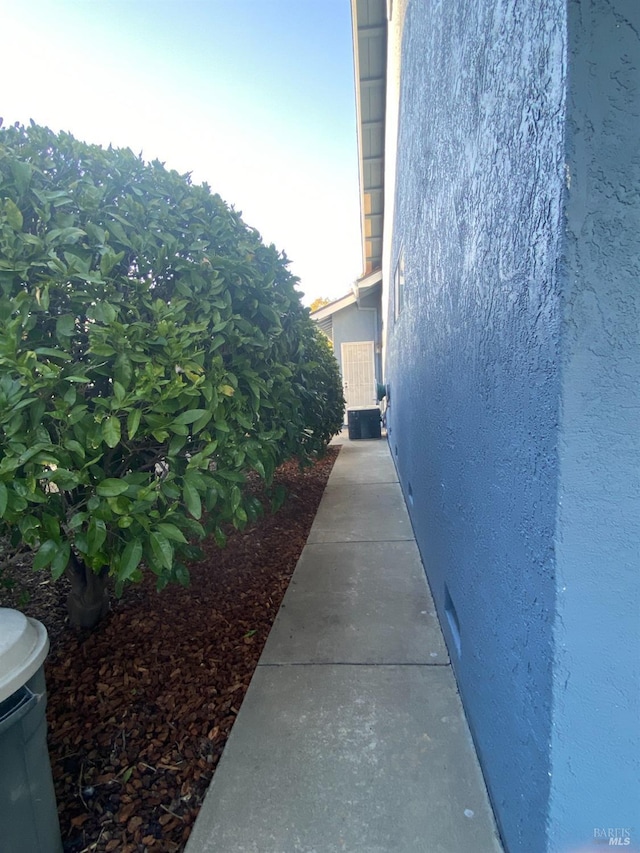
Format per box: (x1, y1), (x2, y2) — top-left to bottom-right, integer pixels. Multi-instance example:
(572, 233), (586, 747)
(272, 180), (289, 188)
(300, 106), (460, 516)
(310, 292), (357, 321)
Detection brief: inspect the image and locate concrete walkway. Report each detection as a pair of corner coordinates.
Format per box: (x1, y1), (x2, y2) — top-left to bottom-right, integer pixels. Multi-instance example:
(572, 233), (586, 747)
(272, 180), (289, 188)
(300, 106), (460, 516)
(186, 436), (503, 853)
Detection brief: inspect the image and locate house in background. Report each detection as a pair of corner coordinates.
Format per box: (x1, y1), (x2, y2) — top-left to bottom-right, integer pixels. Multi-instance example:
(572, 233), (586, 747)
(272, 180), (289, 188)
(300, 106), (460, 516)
(310, 270), (382, 413)
(351, 1), (639, 852)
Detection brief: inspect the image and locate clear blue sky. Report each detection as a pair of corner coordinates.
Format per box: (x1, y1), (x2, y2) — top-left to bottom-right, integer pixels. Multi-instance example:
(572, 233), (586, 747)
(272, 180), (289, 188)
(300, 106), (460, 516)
(0, 0), (362, 303)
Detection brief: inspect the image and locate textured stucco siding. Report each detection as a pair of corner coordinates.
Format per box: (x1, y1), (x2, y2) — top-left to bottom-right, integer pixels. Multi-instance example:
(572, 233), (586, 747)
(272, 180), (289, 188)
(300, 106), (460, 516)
(549, 1), (640, 847)
(387, 1), (566, 850)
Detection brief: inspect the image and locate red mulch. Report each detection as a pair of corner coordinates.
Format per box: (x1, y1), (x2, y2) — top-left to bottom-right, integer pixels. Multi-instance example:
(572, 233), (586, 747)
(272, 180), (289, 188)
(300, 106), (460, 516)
(0, 447), (339, 852)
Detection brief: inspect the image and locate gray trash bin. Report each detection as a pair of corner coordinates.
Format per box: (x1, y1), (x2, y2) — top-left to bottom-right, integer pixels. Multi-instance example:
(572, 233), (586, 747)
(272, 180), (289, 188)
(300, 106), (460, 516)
(0, 608), (63, 853)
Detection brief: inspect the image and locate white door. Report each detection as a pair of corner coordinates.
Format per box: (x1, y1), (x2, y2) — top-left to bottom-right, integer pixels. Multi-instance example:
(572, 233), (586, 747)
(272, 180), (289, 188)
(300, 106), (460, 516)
(341, 341), (376, 409)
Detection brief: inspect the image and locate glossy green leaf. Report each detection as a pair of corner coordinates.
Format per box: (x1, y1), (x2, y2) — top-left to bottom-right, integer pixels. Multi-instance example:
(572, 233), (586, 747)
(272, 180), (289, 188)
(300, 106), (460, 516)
(114, 354), (132, 389)
(51, 541), (71, 580)
(119, 539), (143, 580)
(173, 409), (210, 425)
(4, 198), (23, 230)
(87, 518), (107, 554)
(127, 409), (141, 440)
(174, 563), (190, 586)
(96, 479), (129, 497)
(192, 410), (212, 434)
(68, 512), (86, 530)
(34, 347), (72, 361)
(47, 468), (80, 490)
(150, 531), (173, 570)
(33, 539), (58, 571)
(168, 433), (186, 457)
(102, 416), (121, 448)
(156, 522), (187, 544)
(183, 481), (202, 519)
(107, 495), (131, 515)
(63, 439), (85, 459)
(56, 314), (75, 339)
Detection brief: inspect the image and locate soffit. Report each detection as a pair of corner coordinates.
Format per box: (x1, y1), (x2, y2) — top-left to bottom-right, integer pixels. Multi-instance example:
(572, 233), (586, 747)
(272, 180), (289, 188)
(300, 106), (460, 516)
(351, 0), (387, 276)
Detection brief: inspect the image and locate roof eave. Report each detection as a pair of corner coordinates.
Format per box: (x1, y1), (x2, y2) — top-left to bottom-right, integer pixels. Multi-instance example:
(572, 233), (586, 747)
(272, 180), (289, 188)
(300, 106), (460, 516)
(351, 0), (387, 278)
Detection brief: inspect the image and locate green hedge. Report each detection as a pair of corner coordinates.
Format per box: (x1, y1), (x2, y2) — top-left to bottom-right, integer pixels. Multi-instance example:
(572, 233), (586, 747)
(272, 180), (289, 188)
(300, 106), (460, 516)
(0, 122), (344, 613)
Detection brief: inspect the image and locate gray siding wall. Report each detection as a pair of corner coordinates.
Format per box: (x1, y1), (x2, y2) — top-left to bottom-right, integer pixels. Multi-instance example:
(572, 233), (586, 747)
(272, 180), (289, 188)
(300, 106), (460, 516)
(332, 301), (382, 388)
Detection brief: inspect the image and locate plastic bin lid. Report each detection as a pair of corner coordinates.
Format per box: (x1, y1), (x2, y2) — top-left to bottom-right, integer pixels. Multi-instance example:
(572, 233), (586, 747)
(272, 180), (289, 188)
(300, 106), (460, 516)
(0, 609), (49, 702)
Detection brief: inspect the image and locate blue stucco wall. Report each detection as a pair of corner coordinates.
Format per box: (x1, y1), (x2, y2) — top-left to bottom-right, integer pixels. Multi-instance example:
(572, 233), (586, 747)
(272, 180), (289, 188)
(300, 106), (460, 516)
(549, 1), (640, 848)
(386, 1), (566, 849)
(387, 0), (640, 850)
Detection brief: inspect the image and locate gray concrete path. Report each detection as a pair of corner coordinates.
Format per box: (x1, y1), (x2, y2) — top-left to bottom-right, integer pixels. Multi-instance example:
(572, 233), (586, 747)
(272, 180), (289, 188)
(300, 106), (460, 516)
(186, 437), (503, 853)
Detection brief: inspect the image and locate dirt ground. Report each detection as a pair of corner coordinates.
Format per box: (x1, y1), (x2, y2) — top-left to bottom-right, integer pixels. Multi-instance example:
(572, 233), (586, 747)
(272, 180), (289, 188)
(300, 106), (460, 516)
(0, 447), (339, 852)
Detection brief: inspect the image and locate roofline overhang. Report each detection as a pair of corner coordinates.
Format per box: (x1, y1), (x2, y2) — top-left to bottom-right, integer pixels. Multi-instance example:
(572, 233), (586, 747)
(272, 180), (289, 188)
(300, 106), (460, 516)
(310, 292), (357, 321)
(353, 269), (383, 306)
(351, 0), (387, 278)
(310, 270), (383, 321)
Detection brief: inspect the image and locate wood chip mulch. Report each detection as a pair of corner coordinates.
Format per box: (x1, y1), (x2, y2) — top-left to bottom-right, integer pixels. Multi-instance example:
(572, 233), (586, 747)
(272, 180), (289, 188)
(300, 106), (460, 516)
(0, 446), (339, 853)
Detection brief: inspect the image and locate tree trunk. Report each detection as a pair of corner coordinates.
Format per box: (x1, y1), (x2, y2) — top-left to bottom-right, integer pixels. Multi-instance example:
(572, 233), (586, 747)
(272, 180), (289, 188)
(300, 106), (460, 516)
(65, 553), (110, 629)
